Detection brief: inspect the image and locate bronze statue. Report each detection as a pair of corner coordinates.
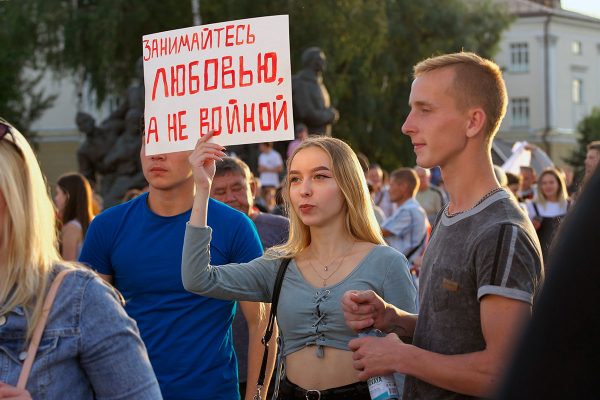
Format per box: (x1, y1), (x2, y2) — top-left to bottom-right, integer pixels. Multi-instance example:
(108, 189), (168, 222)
(292, 47), (339, 136)
(100, 108), (146, 208)
(75, 112), (119, 188)
(76, 57), (147, 209)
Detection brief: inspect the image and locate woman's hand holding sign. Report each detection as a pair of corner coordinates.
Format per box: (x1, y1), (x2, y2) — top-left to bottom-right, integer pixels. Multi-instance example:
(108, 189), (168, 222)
(188, 131), (226, 191)
(188, 131), (226, 227)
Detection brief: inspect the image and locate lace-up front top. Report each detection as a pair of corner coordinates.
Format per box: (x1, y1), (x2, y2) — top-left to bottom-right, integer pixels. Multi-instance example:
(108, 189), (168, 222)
(182, 224), (418, 357)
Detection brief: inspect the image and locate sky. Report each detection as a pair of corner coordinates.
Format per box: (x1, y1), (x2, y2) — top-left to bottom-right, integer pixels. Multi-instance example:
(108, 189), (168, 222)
(561, 0), (600, 18)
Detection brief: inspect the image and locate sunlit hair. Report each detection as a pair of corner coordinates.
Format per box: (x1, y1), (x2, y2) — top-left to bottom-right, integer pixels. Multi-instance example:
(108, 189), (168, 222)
(390, 168), (420, 197)
(536, 168), (569, 207)
(588, 141), (600, 152)
(414, 52), (507, 143)
(0, 118), (68, 340)
(57, 173), (95, 237)
(269, 137), (385, 258)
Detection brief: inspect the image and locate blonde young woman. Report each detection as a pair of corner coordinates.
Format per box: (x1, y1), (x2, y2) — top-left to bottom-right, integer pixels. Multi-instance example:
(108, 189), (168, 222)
(182, 134), (417, 399)
(0, 119), (161, 399)
(526, 168), (571, 266)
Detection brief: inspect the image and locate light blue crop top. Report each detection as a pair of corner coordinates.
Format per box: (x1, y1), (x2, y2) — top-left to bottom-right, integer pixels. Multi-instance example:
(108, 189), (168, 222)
(182, 224), (418, 357)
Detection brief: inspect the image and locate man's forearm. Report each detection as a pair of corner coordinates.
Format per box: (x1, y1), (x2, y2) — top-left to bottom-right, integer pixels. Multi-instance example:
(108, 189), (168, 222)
(396, 345), (502, 397)
(383, 307), (418, 342)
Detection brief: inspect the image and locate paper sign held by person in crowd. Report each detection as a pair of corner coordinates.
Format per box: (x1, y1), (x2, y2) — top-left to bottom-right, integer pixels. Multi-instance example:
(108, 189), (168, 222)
(143, 15), (294, 155)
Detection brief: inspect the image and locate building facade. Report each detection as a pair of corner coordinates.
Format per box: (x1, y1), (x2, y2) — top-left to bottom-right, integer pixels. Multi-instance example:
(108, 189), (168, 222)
(494, 0), (600, 166)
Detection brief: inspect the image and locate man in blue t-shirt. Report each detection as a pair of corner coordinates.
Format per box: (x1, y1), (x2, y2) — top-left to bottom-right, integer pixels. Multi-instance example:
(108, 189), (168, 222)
(80, 138), (264, 400)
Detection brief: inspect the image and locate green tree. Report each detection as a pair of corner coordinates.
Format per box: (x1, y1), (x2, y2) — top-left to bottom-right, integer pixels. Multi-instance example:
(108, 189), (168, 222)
(0, 1), (57, 135)
(565, 107), (600, 182)
(26, 0), (197, 105)
(1, 0), (511, 168)
(202, 0), (511, 170)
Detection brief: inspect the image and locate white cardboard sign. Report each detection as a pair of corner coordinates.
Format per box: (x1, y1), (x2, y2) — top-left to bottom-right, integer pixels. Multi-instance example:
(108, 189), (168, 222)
(143, 15), (294, 155)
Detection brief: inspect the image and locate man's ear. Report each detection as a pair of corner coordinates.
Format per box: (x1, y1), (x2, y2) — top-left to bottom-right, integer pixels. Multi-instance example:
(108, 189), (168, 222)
(465, 108), (486, 139)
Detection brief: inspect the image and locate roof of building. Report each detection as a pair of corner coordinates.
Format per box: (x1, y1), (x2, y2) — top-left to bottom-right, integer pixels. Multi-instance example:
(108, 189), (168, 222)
(495, 0), (600, 23)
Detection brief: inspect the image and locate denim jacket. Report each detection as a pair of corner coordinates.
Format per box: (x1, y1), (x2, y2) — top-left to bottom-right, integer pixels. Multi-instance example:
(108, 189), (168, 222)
(0, 265), (162, 399)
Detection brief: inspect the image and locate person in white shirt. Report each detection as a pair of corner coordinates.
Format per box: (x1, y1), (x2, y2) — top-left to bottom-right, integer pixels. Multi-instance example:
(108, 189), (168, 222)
(381, 168), (429, 266)
(258, 142), (284, 188)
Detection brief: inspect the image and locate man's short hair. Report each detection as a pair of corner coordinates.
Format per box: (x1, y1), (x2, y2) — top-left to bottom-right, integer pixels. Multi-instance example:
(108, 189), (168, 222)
(215, 157), (253, 181)
(506, 172), (522, 186)
(390, 168), (419, 197)
(587, 141), (600, 152)
(414, 52), (507, 141)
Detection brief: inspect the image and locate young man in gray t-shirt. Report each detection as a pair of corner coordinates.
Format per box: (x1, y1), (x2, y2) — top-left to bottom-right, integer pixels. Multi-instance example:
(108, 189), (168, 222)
(342, 52), (543, 399)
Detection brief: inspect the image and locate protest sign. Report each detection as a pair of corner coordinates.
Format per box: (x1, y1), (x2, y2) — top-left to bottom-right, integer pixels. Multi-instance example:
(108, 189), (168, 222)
(143, 15), (294, 155)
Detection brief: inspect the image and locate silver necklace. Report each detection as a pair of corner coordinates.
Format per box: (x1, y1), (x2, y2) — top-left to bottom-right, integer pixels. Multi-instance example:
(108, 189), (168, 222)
(446, 187), (504, 218)
(308, 242), (355, 287)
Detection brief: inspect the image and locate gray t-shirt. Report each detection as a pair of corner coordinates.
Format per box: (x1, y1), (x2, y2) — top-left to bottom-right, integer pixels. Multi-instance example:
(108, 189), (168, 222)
(403, 189), (543, 400)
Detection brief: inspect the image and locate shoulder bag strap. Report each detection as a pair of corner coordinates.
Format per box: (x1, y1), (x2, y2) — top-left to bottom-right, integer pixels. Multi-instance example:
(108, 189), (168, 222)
(405, 233), (427, 260)
(532, 202), (540, 217)
(255, 258), (291, 400)
(17, 269), (73, 389)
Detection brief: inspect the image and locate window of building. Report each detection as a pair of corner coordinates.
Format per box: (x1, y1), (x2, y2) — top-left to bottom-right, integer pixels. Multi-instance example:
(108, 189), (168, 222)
(510, 43), (529, 72)
(571, 40), (582, 55)
(572, 79), (583, 104)
(511, 98), (530, 127)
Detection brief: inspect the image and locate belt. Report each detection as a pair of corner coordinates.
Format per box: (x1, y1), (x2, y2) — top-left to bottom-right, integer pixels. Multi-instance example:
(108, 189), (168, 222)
(277, 377), (370, 400)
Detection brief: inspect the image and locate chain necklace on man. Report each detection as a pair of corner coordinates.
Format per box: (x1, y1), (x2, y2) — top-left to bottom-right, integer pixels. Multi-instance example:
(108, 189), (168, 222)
(446, 187), (504, 218)
(308, 242), (355, 287)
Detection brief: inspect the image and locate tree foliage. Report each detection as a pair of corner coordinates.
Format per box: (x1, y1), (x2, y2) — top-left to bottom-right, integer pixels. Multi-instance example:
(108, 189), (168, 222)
(1, 0), (512, 169)
(0, 1), (57, 135)
(565, 107), (600, 181)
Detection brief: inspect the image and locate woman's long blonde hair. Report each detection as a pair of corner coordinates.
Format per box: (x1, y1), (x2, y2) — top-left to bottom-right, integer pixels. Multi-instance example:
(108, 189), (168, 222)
(0, 119), (64, 339)
(269, 136), (385, 258)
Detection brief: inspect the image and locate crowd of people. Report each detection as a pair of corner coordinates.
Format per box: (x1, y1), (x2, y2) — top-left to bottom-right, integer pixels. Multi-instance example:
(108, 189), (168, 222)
(1, 51), (599, 400)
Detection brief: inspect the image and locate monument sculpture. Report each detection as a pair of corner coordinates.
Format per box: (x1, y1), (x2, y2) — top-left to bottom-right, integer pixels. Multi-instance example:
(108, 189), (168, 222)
(75, 112), (119, 189)
(292, 47), (339, 136)
(76, 57), (147, 209)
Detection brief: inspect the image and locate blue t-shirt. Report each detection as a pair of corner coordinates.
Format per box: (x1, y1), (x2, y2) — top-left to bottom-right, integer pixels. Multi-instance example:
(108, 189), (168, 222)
(79, 193), (262, 400)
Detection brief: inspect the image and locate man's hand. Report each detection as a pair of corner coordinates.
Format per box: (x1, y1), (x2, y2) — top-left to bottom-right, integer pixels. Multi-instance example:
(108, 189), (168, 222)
(341, 290), (388, 331)
(348, 333), (407, 380)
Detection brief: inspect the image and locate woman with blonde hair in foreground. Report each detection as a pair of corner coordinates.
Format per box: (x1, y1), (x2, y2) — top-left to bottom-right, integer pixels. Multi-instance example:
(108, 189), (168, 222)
(182, 134), (417, 399)
(0, 118), (161, 399)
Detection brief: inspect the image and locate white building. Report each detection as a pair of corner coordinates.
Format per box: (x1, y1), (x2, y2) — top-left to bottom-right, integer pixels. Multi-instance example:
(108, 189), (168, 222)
(494, 0), (600, 166)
